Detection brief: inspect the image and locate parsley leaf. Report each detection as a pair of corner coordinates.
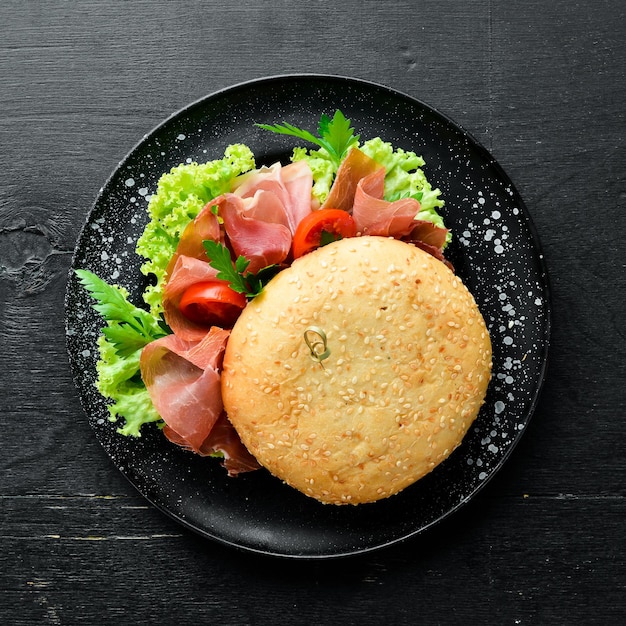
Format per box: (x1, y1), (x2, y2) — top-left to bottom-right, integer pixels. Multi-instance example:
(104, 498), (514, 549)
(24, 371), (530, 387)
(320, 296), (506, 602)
(202, 240), (279, 298)
(75, 269), (169, 358)
(317, 110), (359, 163)
(319, 229), (343, 247)
(256, 109), (359, 168)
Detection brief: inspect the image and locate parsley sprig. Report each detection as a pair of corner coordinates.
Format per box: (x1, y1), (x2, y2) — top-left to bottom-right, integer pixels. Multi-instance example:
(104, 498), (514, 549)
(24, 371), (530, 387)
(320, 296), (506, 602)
(256, 110), (359, 168)
(203, 240), (279, 298)
(75, 269), (169, 357)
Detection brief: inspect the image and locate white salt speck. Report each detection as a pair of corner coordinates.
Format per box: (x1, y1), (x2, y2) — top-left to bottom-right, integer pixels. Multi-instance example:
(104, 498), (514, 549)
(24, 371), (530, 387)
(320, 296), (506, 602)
(101, 251), (109, 261)
(478, 196), (486, 205)
(491, 210), (501, 219)
(81, 349), (91, 357)
(503, 336), (513, 345)
(138, 187), (149, 196)
(125, 178), (135, 187)
(495, 401), (505, 414)
(494, 244), (504, 254)
(535, 297), (543, 305)
(177, 133), (186, 140)
(488, 444), (499, 454)
(485, 229), (496, 241)
(479, 472), (487, 480)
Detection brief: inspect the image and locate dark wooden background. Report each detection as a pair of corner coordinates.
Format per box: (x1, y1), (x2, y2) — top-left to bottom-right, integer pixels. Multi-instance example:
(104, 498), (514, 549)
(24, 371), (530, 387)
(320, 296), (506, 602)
(1, 1), (624, 624)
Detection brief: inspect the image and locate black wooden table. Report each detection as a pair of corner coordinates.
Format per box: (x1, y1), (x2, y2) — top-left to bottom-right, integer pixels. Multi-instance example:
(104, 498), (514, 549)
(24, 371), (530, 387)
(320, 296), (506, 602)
(2, 1), (624, 623)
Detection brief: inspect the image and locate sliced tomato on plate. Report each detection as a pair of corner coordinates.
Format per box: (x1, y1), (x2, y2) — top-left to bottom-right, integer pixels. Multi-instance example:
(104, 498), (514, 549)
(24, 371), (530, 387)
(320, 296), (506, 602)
(179, 280), (247, 327)
(292, 209), (357, 258)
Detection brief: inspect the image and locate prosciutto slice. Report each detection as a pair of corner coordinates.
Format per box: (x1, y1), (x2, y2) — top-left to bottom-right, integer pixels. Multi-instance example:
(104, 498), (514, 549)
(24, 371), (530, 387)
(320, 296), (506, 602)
(352, 168), (421, 238)
(140, 327), (230, 456)
(232, 160), (313, 233)
(190, 412), (260, 475)
(407, 220), (449, 250)
(165, 204), (221, 280)
(217, 193), (292, 274)
(320, 147), (384, 212)
(162, 255), (224, 342)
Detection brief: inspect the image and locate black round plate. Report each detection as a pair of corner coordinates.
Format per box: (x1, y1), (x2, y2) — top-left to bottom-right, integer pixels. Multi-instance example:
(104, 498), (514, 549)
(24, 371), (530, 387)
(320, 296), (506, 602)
(65, 75), (550, 558)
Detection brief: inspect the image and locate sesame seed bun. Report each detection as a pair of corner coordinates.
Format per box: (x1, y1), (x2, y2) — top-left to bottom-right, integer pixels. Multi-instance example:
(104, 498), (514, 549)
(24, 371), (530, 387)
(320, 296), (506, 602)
(221, 236), (492, 505)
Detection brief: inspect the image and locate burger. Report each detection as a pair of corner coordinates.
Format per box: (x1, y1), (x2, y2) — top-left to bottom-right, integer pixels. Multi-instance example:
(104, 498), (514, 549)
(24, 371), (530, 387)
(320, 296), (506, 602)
(222, 236), (492, 505)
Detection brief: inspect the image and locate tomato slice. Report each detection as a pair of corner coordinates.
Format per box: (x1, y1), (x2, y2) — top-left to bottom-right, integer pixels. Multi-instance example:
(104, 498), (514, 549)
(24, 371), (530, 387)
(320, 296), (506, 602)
(179, 281), (247, 327)
(292, 209), (357, 258)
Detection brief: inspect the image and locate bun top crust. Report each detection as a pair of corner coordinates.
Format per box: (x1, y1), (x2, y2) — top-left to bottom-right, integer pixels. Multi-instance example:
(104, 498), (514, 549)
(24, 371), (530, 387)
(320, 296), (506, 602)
(221, 236), (492, 505)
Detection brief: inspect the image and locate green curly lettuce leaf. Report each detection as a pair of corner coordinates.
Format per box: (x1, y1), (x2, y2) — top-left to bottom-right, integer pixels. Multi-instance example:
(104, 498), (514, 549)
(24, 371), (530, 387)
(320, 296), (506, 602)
(95, 335), (162, 436)
(291, 146), (335, 206)
(136, 144), (255, 315)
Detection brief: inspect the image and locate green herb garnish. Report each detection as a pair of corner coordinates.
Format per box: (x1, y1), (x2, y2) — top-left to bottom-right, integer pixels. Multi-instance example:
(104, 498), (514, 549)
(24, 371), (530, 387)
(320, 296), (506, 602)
(202, 240), (279, 298)
(319, 229), (343, 247)
(256, 110), (359, 168)
(75, 269), (169, 357)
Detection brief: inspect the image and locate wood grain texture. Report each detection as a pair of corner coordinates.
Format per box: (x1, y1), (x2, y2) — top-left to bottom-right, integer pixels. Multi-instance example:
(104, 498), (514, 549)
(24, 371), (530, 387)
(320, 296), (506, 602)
(1, 0), (624, 624)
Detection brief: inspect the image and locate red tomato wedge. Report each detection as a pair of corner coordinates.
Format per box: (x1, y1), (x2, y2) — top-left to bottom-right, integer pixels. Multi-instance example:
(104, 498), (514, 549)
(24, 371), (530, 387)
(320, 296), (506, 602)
(292, 209), (357, 258)
(179, 281), (247, 327)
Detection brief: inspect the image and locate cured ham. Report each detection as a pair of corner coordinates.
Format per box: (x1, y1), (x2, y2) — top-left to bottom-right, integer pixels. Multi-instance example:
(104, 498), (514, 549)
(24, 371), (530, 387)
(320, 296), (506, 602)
(406, 220), (453, 270)
(232, 160), (313, 233)
(195, 413), (261, 475)
(320, 147), (384, 212)
(217, 193), (292, 274)
(407, 220), (449, 250)
(162, 255), (225, 341)
(140, 327), (230, 456)
(165, 204), (221, 280)
(352, 168), (421, 238)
